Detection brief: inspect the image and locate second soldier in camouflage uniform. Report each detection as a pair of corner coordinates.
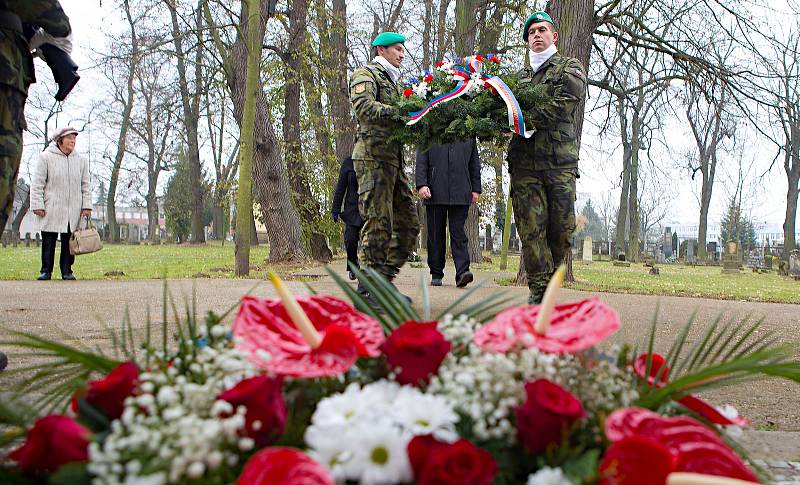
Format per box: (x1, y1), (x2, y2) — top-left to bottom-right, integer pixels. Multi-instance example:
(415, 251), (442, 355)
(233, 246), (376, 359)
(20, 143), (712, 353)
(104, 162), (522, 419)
(349, 31), (419, 300)
(0, 0), (71, 233)
(509, 11), (587, 304)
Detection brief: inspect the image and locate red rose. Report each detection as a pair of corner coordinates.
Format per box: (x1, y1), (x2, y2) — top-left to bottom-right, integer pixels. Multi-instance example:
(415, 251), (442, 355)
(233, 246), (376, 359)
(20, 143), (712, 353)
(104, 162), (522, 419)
(381, 321), (451, 386)
(598, 435), (676, 485)
(633, 352), (670, 385)
(403, 88), (414, 98)
(408, 435), (497, 485)
(236, 447), (333, 485)
(475, 55), (485, 62)
(9, 415), (90, 473)
(73, 361), (139, 419)
(424, 74), (434, 83)
(515, 379), (585, 453)
(219, 375), (287, 446)
(490, 56), (500, 64)
(435, 61), (444, 67)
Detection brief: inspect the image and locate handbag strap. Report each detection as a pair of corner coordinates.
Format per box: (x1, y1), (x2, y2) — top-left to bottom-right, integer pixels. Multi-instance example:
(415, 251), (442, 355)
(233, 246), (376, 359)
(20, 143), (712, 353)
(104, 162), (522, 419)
(76, 215), (93, 232)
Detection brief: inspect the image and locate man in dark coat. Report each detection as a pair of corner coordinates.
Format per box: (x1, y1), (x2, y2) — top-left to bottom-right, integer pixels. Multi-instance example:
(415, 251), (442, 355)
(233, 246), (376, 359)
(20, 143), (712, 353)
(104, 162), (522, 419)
(331, 156), (364, 281)
(416, 138), (481, 287)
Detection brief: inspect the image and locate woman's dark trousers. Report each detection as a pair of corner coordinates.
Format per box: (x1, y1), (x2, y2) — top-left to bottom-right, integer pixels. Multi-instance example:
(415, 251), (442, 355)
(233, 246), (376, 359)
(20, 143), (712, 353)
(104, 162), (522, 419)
(40, 224), (73, 275)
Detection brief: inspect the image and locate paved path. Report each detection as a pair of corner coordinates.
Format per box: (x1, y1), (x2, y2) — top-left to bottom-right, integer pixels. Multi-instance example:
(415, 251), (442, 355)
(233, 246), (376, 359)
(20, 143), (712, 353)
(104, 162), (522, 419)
(1, 262), (799, 477)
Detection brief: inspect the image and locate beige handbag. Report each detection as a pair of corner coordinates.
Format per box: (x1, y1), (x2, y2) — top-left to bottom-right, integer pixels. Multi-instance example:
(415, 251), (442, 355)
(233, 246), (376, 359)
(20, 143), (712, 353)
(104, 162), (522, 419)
(69, 215), (103, 255)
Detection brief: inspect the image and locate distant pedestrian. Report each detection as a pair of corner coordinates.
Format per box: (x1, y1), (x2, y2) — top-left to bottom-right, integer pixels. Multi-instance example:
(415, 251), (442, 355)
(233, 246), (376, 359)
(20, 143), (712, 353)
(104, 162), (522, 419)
(30, 126), (91, 280)
(415, 138), (481, 287)
(331, 156), (364, 281)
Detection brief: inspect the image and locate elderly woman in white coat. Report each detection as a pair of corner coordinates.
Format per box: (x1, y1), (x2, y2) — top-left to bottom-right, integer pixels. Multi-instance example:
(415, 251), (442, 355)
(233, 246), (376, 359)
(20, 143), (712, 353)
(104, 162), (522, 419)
(30, 126), (91, 280)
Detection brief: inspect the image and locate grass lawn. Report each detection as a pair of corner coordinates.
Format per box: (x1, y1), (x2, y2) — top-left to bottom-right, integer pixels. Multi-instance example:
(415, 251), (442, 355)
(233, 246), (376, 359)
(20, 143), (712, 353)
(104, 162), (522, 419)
(0, 241), (272, 280)
(476, 256), (800, 304)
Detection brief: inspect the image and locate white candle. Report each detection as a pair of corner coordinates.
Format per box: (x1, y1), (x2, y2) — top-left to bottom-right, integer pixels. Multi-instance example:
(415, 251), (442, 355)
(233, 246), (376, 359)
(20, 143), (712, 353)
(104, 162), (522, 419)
(667, 472), (761, 485)
(534, 265), (566, 335)
(267, 272), (322, 348)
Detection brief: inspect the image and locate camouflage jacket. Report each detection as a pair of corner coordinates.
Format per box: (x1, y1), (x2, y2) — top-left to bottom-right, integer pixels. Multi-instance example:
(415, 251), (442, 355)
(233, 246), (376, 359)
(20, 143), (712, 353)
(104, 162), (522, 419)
(0, 0), (71, 95)
(507, 53), (587, 171)
(349, 61), (403, 167)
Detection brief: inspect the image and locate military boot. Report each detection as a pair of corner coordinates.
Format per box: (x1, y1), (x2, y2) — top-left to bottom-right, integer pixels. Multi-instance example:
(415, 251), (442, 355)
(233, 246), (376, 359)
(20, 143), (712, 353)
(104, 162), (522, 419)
(356, 281), (384, 314)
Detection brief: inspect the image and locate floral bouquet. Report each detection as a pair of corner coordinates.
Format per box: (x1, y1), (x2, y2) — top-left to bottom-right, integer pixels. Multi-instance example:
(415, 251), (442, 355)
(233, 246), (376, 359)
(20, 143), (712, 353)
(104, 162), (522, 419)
(391, 55), (549, 150)
(2, 267), (799, 485)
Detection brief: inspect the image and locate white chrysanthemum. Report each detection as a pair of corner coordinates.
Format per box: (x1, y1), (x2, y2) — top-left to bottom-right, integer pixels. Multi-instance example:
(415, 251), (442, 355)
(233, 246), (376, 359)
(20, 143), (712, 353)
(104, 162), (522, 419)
(393, 389), (458, 437)
(412, 82), (430, 98)
(527, 467), (574, 485)
(349, 424), (413, 485)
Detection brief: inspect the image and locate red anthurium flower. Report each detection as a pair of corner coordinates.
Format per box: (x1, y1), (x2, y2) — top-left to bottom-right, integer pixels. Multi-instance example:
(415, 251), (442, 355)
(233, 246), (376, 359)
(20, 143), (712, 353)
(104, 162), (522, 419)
(515, 379), (584, 453)
(435, 61), (444, 68)
(72, 361), (139, 419)
(9, 415), (90, 473)
(218, 376), (287, 446)
(408, 434), (497, 485)
(403, 88), (414, 97)
(475, 55), (485, 62)
(423, 74), (434, 83)
(382, 321), (451, 386)
(632, 353), (748, 427)
(236, 447), (334, 485)
(233, 295), (384, 378)
(474, 298), (620, 354)
(603, 408), (760, 483)
(598, 435), (676, 485)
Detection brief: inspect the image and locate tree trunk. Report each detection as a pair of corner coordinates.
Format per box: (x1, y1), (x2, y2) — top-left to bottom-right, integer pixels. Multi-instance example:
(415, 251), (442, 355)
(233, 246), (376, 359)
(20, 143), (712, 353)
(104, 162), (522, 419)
(784, 123), (800, 260)
(146, 192), (160, 243)
(234, 0), (260, 276)
(166, 0), (205, 244)
(465, 204), (482, 263)
(614, 93), (630, 258)
(285, 0), (332, 262)
(627, 143), (640, 262)
(325, 0), (355, 162)
(206, 0), (307, 262)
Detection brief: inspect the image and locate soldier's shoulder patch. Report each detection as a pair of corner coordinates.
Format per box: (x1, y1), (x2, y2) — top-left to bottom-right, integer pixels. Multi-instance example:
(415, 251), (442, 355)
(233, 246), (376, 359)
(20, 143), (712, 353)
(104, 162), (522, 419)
(354, 83), (367, 94)
(566, 66), (586, 82)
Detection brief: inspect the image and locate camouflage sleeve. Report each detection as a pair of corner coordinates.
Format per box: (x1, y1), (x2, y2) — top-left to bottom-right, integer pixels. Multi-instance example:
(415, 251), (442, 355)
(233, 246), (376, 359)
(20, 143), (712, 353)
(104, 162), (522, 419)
(8, 0), (71, 38)
(524, 58), (586, 129)
(349, 69), (399, 123)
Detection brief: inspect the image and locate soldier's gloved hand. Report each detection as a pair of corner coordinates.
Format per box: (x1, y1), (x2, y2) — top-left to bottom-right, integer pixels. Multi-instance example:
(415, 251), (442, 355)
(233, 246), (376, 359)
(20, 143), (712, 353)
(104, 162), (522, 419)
(332, 212), (340, 223)
(388, 106), (407, 124)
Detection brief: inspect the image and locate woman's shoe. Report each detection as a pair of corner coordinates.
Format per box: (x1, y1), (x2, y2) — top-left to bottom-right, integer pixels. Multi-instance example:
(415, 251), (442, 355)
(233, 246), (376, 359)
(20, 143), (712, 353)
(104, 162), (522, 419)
(37, 272), (51, 280)
(62, 273), (77, 280)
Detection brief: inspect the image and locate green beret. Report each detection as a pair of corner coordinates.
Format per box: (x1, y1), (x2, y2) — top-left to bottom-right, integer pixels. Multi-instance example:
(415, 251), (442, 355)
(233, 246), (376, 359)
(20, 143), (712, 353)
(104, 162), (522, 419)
(372, 32), (406, 47)
(523, 11), (555, 41)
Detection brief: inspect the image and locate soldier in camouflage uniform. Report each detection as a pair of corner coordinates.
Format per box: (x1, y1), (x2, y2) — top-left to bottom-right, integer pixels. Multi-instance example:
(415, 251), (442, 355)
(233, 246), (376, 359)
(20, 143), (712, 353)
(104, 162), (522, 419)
(0, 0), (71, 234)
(0, 1), (71, 372)
(349, 32), (419, 301)
(508, 11), (587, 304)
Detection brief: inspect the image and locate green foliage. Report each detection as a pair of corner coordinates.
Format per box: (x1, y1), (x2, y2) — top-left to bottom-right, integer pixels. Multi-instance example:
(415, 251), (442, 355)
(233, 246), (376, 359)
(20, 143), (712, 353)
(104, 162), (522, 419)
(389, 64), (549, 151)
(574, 198), (605, 242)
(720, 199), (757, 250)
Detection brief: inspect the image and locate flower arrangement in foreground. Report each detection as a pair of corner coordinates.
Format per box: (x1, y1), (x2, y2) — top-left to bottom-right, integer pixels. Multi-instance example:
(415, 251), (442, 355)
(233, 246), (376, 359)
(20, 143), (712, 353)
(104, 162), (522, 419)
(1, 267), (799, 485)
(390, 54), (550, 150)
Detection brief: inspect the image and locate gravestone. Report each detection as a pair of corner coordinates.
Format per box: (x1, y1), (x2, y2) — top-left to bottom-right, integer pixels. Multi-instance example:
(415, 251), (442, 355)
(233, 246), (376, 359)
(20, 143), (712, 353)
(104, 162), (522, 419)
(509, 223), (518, 252)
(663, 227), (673, 258)
(721, 240), (742, 274)
(686, 238), (696, 263)
(707, 242), (718, 262)
(24, 232), (31, 247)
(790, 250), (800, 279)
(35, 233), (40, 247)
(582, 236), (593, 263)
(764, 254), (773, 270)
(485, 225), (493, 253)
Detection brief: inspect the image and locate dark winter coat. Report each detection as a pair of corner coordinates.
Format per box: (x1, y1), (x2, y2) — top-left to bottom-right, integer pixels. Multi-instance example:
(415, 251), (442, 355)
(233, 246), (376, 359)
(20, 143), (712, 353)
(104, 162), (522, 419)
(331, 156), (363, 226)
(415, 138), (481, 205)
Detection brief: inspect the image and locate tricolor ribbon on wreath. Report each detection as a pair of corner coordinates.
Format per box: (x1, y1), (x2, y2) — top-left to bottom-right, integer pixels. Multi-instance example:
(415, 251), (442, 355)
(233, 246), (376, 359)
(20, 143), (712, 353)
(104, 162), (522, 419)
(406, 55), (535, 139)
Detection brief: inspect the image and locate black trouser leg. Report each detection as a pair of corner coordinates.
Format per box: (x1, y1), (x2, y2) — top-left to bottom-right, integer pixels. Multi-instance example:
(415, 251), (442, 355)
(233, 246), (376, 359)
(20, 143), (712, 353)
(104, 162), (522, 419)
(448, 205), (470, 278)
(344, 223), (362, 271)
(59, 223), (74, 275)
(40, 231), (58, 274)
(426, 205), (447, 279)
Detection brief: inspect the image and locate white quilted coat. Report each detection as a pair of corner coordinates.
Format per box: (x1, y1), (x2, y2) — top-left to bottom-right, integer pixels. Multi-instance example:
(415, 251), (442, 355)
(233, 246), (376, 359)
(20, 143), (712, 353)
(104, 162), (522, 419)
(30, 144), (91, 233)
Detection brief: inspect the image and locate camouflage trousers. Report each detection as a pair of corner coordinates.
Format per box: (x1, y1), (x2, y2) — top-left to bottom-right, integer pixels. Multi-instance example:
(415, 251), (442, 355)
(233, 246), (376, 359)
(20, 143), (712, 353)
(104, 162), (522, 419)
(353, 159), (419, 280)
(0, 86), (26, 232)
(510, 168), (576, 303)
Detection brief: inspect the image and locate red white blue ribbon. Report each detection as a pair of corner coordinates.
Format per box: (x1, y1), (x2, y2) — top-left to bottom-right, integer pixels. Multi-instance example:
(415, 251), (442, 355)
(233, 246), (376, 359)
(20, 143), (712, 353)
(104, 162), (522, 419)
(406, 56), (534, 139)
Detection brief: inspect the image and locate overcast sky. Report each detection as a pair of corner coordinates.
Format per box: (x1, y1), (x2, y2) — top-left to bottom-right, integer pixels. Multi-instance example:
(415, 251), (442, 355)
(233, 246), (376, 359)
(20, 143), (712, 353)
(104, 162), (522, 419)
(24, 0), (797, 229)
